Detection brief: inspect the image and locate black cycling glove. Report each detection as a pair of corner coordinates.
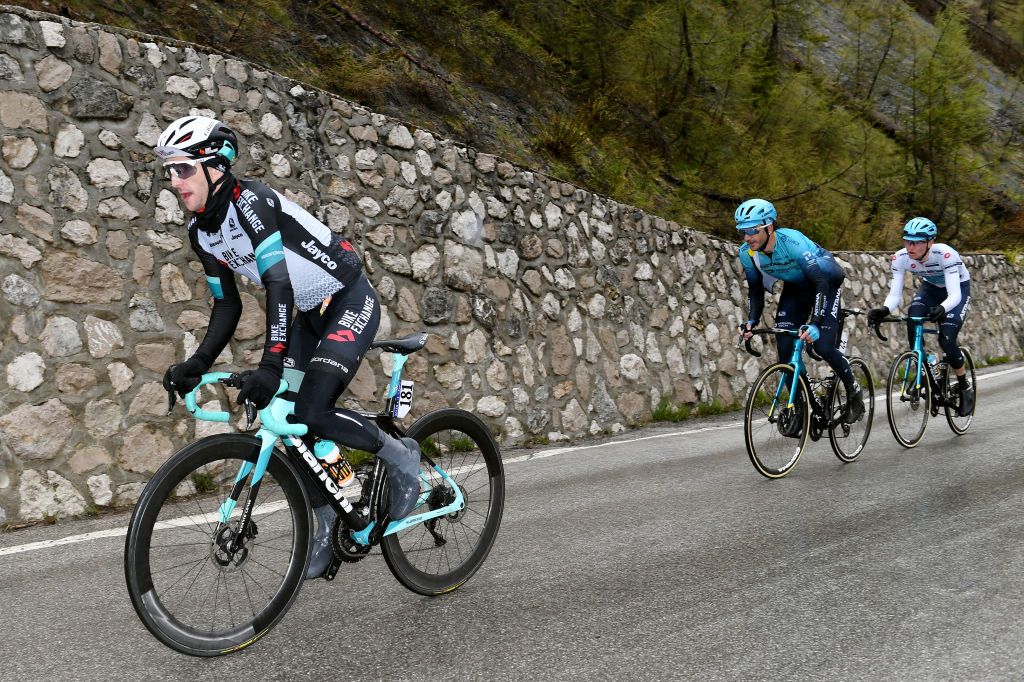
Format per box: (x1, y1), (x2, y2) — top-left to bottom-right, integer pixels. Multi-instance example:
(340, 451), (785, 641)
(927, 305), (946, 322)
(236, 367), (282, 409)
(867, 307), (889, 324)
(162, 356), (209, 397)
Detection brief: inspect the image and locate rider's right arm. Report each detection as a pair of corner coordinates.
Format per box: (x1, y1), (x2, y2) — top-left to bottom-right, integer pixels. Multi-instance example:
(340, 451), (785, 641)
(739, 248), (764, 326)
(189, 223), (243, 368)
(881, 252), (906, 313)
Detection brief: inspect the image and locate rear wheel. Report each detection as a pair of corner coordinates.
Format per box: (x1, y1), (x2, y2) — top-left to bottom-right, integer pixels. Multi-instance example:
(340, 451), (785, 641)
(828, 358), (875, 462)
(744, 364), (810, 479)
(943, 347), (976, 434)
(886, 351), (930, 448)
(381, 409), (505, 595)
(124, 434), (311, 656)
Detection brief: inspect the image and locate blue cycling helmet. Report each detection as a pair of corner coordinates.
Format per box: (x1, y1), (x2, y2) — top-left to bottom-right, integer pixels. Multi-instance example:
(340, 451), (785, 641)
(735, 198), (777, 229)
(902, 217), (937, 242)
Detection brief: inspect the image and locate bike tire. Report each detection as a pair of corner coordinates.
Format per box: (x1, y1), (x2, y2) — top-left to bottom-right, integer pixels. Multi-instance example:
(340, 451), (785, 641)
(886, 350), (930, 448)
(828, 357), (875, 462)
(944, 347), (976, 434)
(124, 434), (311, 656)
(381, 409), (504, 596)
(744, 364), (810, 479)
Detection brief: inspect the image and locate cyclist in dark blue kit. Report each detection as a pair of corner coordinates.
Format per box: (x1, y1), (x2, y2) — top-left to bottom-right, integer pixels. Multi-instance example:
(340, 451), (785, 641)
(734, 198), (865, 424)
(155, 116), (420, 579)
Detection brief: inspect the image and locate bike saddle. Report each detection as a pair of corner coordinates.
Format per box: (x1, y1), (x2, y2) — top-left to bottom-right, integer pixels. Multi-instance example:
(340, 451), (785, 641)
(370, 331), (428, 355)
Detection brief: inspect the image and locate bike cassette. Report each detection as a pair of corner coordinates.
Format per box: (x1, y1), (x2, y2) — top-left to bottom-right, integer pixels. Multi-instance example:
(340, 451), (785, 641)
(331, 514), (371, 564)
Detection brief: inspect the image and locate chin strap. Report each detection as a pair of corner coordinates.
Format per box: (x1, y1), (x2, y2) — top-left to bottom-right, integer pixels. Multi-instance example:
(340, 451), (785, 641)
(193, 167), (235, 233)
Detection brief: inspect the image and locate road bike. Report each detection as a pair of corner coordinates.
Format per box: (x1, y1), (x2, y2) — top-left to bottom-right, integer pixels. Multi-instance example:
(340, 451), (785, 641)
(871, 315), (976, 448)
(742, 308), (875, 478)
(124, 332), (505, 656)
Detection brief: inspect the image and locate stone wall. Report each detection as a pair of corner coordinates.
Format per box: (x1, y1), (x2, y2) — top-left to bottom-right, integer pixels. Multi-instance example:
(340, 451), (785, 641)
(1, 6), (1022, 524)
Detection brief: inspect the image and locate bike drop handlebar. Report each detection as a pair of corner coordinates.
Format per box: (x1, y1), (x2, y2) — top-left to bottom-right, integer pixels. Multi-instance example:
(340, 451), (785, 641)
(741, 327), (824, 362)
(869, 315), (929, 343)
(166, 372), (309, 437)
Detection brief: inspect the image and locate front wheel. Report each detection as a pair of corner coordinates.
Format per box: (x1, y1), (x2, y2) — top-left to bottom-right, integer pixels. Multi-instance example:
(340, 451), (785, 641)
(943, 347), (976, 434)
(744, 364), (810, 479)
(886, 351), (930, 448)
(828, 358), (875, 462)
(381, 409), (505, 595)
(124, 434), (311, 656)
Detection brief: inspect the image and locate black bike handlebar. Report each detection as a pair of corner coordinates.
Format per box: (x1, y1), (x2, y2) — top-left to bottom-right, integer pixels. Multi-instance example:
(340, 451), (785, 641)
(741, 327), (823, 361)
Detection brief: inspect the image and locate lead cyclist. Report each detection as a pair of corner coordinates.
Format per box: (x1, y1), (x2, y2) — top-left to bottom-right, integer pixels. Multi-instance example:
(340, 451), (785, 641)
(154, 115), (420, 579)
(866, 217), (974, 416)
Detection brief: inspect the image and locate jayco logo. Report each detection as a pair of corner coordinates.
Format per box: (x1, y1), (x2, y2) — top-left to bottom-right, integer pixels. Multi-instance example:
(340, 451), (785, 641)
(301, 239), (338, 270)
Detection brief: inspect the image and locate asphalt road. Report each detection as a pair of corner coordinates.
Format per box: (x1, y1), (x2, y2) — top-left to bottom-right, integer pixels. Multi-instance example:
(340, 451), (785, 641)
(2, 363), (1023, 680)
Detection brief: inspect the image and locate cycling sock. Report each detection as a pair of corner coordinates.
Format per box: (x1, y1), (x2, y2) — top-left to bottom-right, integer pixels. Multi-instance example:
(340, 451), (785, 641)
(957, 375), (968, 389)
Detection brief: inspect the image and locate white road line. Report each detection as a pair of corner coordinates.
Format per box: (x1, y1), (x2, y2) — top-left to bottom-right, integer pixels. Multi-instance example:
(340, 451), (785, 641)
(2, 364), (1021, 558)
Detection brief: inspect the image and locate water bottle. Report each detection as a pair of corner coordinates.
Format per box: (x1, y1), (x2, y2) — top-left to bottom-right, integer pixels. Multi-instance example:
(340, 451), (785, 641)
(314, 439), (354, 487)
(838, 327), (849, 354)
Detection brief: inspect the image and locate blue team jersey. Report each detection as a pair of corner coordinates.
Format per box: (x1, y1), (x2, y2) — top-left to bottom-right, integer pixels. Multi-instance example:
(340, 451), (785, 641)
(739, 227), (846, 325)
(738, 228), (843, 289)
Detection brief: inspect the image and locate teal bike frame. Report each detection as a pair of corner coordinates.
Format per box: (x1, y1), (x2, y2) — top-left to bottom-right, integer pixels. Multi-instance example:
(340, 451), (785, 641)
(180, 353), (465, 549)
(892, 315), (940, 398)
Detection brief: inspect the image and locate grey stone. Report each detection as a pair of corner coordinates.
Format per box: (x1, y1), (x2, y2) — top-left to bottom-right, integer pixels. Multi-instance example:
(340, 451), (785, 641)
(6, 352), (45, 392)
(44, 253), (124, 303)
(84, 315), (124, 358)
(87, 474), (113, 506)
(48, 165), (89, 211)
(0, 399), (74, 460)
(108, 362), (134, 394)
(160, 264), (192, 303)
(18, 470), (86, 521)
(2, 273), (39, 306)
(98, 197), (140, 220)
(0, 13), (32, 46)
(67, 78), (133, 120)
(85, 399), (123, 438)
(39, 315), (83, 357)
(2, 135), (38, 169)
(0, 53), (23, 81)
(422, 287), (453, 324)
(55, 364), (97, 394)
(54, 124), (85, 157)
(0, 92), (48, 132)
(86, 158), (130, 188)
(61, 219), (97, 245)
(17, 203), (54, 242)
(118, 424), (174, 474)
(0, 233), (43, 268)
(34, 54), (72, 92)
(442, 241), (484, 291)
(129, 294), (165, 332)
(0, 167), (12, 203)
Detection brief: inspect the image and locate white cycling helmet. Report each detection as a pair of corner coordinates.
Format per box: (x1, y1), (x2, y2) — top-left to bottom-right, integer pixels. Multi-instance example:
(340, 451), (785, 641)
(155, 116), (238, 166)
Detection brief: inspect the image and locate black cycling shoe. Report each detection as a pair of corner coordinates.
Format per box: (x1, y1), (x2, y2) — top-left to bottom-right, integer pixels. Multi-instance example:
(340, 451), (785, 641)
(305, 504), (337, 580)
(957, 384), (975, 417)
(778, 400), (805, 439)
(843, 387), (865, 424)
(375, 436), (422, 520)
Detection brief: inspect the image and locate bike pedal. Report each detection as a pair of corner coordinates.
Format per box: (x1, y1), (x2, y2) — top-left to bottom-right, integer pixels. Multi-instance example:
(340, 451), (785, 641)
(323, 555), (343, 581)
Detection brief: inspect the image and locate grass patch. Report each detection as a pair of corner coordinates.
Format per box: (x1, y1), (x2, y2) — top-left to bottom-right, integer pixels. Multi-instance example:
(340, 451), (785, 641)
(651, 398), (691, 423)
(651, 398), (738, 423)
(449, 436), (477, 452)
(191, 472), (218, 494)
(985, 355), (1011, 366)
(343, 448), (376, 469)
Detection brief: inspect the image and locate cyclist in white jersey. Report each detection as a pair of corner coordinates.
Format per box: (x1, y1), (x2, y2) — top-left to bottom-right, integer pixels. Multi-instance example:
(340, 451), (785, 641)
(154, 116), (421, 579)
(867, 217), (974, 415)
